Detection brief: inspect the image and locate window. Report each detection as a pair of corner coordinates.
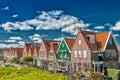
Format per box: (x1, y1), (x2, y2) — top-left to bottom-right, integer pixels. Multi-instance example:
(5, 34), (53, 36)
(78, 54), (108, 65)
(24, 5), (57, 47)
(105, 49), (116, 60)
(83, 50), (87, 58)
(60, 62), (66, 68)
(87, 36), (90, 41)
(63, 51), (67, 58)
(113, 50), (116, 57)
(78, 50), (82, 58)
(78, 40), (81, 45)
(40, 51), (45, 56)
(62, 44), (64, 47)
(74, 51), (77, 57)
(109, 38), (112, 45)
(50, 52), (54, 56)
(54, 42), (58, 45)
(60, 51), (63, 58)
(105, 50), (109, 57)
(60, 51), (67, 59)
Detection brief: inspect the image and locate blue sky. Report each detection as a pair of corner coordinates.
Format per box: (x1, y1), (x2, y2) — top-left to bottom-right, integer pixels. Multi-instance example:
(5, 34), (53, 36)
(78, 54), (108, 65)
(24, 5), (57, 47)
(0, 0), (120, 48)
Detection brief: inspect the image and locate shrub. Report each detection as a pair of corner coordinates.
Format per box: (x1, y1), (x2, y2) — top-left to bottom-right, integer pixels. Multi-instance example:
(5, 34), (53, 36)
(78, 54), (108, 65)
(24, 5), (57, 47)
(107, 68), (120, 80)
(22, 56), (33, 63)
(88, 68), (103, 80)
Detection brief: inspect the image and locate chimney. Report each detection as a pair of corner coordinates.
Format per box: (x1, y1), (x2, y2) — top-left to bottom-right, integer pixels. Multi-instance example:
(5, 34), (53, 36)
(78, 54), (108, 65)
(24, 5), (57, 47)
(78, 28), (82, 33)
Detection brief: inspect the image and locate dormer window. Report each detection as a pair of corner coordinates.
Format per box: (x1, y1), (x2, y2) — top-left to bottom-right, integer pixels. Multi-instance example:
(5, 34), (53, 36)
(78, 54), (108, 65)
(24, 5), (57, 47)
(54, 42), (58, 45)
(87, 35), (95, 43)
(87, 36), (90, 41)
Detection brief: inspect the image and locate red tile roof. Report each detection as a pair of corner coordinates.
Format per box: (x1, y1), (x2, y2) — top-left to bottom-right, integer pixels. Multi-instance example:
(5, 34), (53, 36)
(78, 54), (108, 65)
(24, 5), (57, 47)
(64, 38), (75, 50)
(24, 43), (33, 53)
(35, 45), (40, 54)
(95, 32), (110, 51)
(15, 48), (23, 56)
(43, 40), (60, 53)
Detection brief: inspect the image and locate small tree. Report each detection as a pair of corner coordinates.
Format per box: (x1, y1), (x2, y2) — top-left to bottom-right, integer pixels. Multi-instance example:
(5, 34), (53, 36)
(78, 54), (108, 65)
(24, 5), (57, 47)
(22, 56), (33, 65)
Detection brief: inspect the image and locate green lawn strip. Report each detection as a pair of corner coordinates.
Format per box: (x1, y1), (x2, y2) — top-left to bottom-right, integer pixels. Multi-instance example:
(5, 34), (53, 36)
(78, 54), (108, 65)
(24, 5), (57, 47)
(0, 67), (69, 80)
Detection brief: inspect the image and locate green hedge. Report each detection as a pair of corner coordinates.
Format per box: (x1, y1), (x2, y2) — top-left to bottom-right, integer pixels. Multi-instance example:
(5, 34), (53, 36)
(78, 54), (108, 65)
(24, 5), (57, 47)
(107, 68), (120, 80)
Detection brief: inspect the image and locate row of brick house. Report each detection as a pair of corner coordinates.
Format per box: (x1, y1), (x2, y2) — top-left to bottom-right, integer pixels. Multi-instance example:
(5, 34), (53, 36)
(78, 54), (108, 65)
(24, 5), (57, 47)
(3, 29), (120, 73)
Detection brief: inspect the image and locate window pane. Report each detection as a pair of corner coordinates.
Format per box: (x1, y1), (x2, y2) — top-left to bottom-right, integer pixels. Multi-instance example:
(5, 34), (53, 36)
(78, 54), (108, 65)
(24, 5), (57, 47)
(83, 50), (87, 58)
(78, 50), (82, 58)
(78, 40), (81, 45)
(74, 51), (77, 57)
(60, 51), (63, 58)
(63, 51), (67, 58)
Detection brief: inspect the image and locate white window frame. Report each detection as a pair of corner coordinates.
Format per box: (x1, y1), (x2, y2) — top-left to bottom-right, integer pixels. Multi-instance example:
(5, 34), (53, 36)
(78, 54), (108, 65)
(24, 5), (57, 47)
(74, 51), (77, 57)
(83, 50), (87, 58)
(60, 50), (67, 59)
(78, 50), (82, 58)
(78, 40), (81, 45)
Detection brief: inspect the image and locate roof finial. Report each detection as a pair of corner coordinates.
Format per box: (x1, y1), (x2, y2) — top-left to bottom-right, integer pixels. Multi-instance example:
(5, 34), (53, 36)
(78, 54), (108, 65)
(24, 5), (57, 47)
(78, 28), (82, 33)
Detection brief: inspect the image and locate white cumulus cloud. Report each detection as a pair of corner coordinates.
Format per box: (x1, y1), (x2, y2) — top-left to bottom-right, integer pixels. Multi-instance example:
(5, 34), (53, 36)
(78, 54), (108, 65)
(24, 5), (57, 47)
(94, 26), (105, 29)
(54, 37), (63, 41)
(0, 43), (22, 48)
(2, 21), (33, 31)
(18, 41), (25, 46)
(111, 21), (120, 30)
(9, 36), (22, 40)
(1, 10), (89, 33)
(113, 34), (119, 37)
(29, 34), (42, 43)
(12, 14), (18, 18)
(61, 20), (90, 35)
(1, 6), (9, 10)
(4, 39), (16, 43)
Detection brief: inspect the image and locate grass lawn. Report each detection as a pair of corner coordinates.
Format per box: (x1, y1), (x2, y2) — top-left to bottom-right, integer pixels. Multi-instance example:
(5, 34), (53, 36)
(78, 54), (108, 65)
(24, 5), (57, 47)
(0, 66), (69, 80)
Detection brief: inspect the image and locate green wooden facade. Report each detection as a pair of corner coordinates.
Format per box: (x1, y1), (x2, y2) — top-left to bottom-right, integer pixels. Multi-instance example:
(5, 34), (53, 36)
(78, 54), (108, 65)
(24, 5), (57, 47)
(56, 39), (71, 61)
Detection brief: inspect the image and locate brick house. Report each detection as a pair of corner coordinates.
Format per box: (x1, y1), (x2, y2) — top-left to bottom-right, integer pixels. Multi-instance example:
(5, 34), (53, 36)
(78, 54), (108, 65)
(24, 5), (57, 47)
(37, 39), (49, 67)
(3, 48), (23, 62)
(14, 48), (23, 61)
(118, 46), (120, 63)
(47, 41), (60, 71)
(37, 39), (60, 70)
(33, 45), (40, 66)
(28, 45), (34, 57)
(5, 48), (15, 59)
(3, 49), (10, 58)
(22, 42), (33, 57)
(56, 38), (75, 72)
(71, 29), (119, 73)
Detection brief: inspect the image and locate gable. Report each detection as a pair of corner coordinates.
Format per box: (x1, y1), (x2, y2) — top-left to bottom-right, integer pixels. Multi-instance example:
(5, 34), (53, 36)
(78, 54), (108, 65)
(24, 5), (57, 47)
(56, 40), (71, 60)
(57, 40), (71, 53)
(105, 34), (118, 52)
(39, 42), (47, 52)
(73, 31), (89, 50)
